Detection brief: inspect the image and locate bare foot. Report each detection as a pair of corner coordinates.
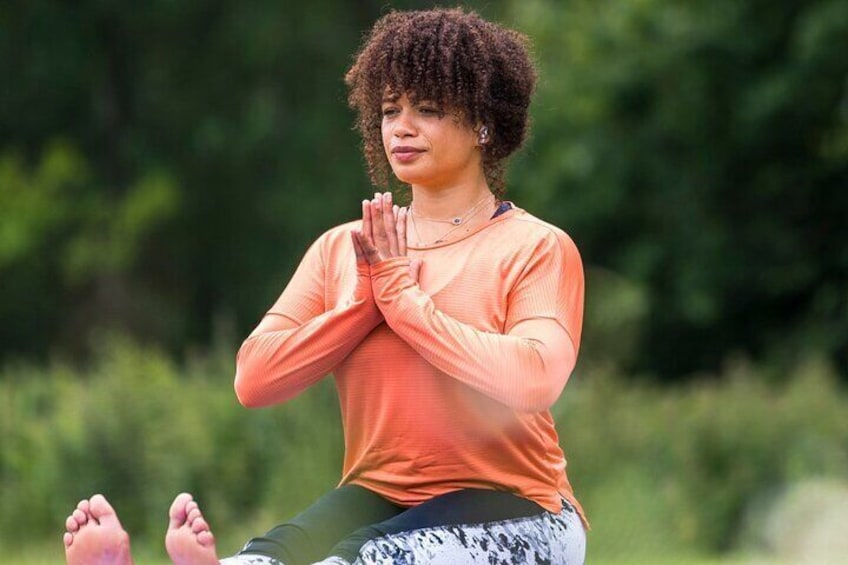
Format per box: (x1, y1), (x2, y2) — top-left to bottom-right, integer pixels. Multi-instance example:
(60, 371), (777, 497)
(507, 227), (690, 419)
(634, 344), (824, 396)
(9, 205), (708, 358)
(63, 494), (133, 565)
(165, 492), (219, 565)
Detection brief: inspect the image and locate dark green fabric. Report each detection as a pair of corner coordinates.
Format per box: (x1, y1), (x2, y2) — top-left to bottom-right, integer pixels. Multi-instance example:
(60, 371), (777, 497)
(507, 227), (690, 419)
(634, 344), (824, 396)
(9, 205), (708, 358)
(239, 485), (401, 564)
(239, 485), (546, 564)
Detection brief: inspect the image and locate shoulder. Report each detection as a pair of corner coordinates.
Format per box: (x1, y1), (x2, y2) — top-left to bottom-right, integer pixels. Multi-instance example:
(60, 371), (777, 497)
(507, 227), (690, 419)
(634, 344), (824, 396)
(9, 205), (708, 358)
(288, 220), (360, 272)
(497, 207), (581, 261)
(316, 219), (361, 244)
(308, 219), (361, 254)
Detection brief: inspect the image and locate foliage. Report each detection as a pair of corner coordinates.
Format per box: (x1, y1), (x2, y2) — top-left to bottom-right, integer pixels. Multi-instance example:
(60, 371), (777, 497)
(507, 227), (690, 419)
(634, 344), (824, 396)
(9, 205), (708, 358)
(556, 355), (848, 558)
(505, 0), (848, 378)
(0, 0), (845, 380)
(0, 336), (344, 555)
(0, 0), (475, 362)
(1, 339), (845, 560)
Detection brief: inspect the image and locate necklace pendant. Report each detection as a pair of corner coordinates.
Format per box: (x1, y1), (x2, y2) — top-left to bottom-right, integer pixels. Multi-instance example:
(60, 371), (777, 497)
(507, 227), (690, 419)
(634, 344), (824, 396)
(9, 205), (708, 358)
(452, 218), (462, 225)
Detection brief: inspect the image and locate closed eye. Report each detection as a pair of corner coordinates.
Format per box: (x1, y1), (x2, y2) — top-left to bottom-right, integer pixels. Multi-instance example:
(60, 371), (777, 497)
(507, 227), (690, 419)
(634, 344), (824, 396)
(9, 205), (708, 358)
(417, 105), (442, 117)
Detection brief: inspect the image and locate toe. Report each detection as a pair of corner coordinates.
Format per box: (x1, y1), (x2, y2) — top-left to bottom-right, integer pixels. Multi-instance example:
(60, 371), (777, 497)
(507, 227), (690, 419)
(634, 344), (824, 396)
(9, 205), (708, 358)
(168, 493), (194, 528)
(187, 507), (202, 526)
(63, 531), (73, 548)
(72, 508), (88, 526)
(196, 530), (215, 547)
(88, 494), (120, 527)
(65, 515), (79, 533)
(190, 516), (209, 534)
(88, 494), (110, 516)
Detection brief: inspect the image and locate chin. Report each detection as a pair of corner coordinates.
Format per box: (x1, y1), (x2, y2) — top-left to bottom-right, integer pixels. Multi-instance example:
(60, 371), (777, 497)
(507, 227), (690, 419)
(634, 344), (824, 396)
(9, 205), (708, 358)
(391, 170), (423, 185)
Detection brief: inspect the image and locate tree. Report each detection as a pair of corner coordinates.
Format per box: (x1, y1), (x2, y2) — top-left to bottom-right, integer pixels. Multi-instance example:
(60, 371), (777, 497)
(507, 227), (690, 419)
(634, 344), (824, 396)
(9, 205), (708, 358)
(0, 0), (499, 362)
(507, 0), (848, 379)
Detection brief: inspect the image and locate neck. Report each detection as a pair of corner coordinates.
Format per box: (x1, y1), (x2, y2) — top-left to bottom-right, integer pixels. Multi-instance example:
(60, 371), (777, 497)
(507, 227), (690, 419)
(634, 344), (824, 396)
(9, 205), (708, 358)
(409, 174), (494, 220)
(406, 176), (498, 248)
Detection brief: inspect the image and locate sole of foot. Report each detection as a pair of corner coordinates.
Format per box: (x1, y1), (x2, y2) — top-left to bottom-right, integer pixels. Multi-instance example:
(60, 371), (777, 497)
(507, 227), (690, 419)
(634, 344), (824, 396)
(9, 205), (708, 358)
(165, 492), (219, 565)
(64, 494), (133, 565)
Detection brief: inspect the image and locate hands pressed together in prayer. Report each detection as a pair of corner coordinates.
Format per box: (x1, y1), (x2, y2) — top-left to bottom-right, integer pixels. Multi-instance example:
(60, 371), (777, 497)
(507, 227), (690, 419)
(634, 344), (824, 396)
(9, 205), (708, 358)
(352, 192), (422, 282)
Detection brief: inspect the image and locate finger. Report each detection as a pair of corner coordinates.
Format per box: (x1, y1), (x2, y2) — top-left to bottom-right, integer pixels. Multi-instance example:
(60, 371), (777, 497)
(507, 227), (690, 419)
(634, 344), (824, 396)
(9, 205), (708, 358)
(396, 206), (408, 256)
(370, 194), (382, 231)
(371, 195), (388, 253)
(382, 193), (400, 255)
(361, 199), (372, 243)
(351, 231), (366, 263)
(355, 229), (380, 265)
(371, 194), (383, 225)
(353, 231), (378, 265)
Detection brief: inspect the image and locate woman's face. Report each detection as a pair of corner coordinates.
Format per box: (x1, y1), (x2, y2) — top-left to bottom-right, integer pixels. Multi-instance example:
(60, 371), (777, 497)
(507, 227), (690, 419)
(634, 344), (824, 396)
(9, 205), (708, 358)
(381, 92), (482, 189)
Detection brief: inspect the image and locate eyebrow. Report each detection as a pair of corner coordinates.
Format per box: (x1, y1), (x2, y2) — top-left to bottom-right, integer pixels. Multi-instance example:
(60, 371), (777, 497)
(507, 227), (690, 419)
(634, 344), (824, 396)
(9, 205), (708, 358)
(381, 92), (400, 103)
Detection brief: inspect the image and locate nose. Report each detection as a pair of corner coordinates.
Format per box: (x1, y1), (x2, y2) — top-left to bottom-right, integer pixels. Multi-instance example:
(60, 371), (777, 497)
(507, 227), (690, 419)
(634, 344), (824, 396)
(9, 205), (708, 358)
(392, 109), (416, 138)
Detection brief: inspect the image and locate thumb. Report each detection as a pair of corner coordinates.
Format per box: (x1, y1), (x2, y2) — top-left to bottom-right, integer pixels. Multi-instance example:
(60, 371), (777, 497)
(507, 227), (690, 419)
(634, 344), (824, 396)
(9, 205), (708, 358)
(408, 258), (423, 283)
(351, 231), (367, 265)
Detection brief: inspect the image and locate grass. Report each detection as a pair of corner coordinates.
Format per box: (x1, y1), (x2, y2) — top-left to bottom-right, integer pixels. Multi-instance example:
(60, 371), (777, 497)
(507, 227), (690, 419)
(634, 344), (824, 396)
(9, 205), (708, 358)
(4, 541), (800, 565)
(4, 344), (846, 564)
(0, 538), (800, 565)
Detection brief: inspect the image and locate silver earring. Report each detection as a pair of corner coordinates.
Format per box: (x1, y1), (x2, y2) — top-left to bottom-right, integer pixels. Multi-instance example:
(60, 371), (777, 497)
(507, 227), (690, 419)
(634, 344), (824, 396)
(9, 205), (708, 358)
(478, 125), (490, 145)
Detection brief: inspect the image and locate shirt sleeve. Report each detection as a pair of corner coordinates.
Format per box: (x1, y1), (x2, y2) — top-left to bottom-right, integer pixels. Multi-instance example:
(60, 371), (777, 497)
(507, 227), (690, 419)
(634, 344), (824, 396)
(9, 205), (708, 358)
(370, 231), (585, 413)
(235, 233), (383, 407)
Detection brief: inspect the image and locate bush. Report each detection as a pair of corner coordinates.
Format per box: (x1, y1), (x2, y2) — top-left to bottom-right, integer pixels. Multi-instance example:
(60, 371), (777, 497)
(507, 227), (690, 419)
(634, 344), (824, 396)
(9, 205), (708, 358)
(1, 339), (845, 560)
(555, 355), (848, 559)
(0, 336), (342, 555)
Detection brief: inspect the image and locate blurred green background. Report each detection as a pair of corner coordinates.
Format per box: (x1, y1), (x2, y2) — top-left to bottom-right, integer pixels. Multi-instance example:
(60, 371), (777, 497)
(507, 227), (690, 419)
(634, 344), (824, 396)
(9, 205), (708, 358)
(2, 0), (847, 563)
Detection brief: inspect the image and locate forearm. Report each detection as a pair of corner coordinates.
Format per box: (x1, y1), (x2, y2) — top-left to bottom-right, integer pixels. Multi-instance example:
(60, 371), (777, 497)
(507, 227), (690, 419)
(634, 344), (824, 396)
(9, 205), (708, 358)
(235, 297), (382, 407)
(371, 258), (576, 412)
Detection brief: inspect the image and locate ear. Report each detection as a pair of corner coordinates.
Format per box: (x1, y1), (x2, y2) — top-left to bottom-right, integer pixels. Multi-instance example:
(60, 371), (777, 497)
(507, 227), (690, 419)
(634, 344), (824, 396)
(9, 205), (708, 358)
(477, 124), (490, 146)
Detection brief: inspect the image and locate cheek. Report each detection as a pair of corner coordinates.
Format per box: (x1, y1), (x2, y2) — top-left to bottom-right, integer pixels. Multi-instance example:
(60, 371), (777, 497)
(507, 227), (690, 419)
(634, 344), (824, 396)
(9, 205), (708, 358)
(381, 124), (392, 153)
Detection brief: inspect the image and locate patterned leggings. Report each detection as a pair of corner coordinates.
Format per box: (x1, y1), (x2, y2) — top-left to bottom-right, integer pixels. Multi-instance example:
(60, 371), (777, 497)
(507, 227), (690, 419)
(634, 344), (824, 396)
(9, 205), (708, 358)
(220, 486), (586, 565)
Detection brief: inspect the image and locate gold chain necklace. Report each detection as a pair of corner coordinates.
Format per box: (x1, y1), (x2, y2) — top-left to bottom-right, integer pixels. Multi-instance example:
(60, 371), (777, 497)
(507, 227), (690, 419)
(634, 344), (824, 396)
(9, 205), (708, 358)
(409, 194), (494, 247)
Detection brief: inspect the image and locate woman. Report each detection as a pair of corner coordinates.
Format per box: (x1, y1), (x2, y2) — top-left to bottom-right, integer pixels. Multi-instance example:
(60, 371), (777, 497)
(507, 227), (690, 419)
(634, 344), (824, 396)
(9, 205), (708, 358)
(63, 8), (587, 565)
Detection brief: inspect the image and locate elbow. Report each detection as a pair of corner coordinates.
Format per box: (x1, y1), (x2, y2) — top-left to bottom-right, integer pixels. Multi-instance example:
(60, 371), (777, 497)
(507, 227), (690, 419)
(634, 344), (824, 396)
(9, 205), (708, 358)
(513, 386), (561, 413)
(516, 347), (576, 412)
(233, 337), (277, 408)
(538, 385), (564, 412)
(506, 336), (575, 412)
(512, 371), (570, 413)
(234, 368), (264, 408)
(233, 353), (275, 408)
(234, 355), (299, 408)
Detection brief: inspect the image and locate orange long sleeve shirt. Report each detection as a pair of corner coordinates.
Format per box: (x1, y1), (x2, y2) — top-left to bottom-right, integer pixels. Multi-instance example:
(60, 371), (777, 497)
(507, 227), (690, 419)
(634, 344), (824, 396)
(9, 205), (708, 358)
(235, 206), (586, 524)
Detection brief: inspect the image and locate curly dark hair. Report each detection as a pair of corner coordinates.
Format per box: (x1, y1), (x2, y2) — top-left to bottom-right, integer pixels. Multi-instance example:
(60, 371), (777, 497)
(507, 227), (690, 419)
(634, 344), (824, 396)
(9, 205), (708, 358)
(345, 8), (537, 197)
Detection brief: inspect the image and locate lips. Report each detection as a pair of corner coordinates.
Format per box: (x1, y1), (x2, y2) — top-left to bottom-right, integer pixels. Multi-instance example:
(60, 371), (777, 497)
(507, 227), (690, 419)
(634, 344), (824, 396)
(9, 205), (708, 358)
(391, 146), (425, 162)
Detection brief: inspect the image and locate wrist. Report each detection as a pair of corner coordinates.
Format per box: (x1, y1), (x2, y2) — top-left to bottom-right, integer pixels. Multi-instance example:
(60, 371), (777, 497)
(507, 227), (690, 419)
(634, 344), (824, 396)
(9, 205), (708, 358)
(371, 256), (416, 310)
(351, 262), (379, 307)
